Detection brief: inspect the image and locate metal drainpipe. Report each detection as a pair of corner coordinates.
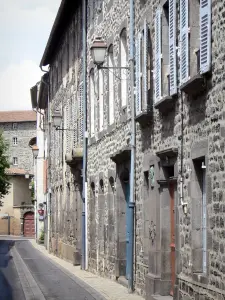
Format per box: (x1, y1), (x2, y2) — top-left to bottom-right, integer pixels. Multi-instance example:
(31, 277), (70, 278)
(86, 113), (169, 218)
(82, 0), (87, 270)
(128, 0), (135, 292)
(39, 69), (51, 252)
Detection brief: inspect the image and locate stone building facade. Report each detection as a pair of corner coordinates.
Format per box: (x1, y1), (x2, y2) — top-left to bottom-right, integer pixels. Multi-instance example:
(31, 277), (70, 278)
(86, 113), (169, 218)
(40, 2), (84, 265)
(0, 111), (36, 236)
(86, 0), (225, 299)
(39, 0), (225, 299)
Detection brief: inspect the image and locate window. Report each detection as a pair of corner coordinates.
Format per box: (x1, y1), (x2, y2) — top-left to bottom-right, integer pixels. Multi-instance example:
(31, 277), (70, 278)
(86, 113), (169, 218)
(13, 157), (18, 165)
(90, 69), (95, 137)
(192, 158), (207, 274)
(180, 0), (211, 84)
(13, 137), (17, 146)
(120, 29), (128, 107)
(108, 45), (114, 125)
(12, 123), (17, 130)
(99, 69), (104, 132)
(136, 20), (151, 115)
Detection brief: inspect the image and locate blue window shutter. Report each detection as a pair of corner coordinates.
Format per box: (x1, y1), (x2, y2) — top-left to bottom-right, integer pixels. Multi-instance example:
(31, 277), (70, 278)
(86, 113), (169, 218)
(155, 9), (162, 102)
(79, 82), (83, 144)
(169, 0), (177, 95)
(136, 34), (142, 115)
(200, 0), (211, 74)
(180, 0), (189, 84)
(143, 20), (149, 109)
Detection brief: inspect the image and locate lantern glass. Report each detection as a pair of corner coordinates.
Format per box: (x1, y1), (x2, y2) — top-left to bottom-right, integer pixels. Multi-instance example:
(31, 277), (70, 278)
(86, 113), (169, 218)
(91, 47), (107, 65)
(52, 111), (62, 127)
(32, 147), (39, 158)
(25, 172), (29, 179)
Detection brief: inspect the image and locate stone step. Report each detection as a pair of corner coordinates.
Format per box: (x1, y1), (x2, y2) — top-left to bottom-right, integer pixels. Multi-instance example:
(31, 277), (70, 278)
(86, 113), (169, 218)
(152, 296), (173, 300)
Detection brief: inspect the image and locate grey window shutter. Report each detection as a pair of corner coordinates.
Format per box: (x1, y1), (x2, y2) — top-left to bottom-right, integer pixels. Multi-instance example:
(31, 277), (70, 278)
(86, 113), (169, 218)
(200, 0), (211, 74)
(73, 94), (77, 147)
(143, 20), (149, 109)
(79, 82), (84, 144)
(66, 103), (69, 153)
(180, 0), (189, 84)
(136, 34), (142, 115)
(155, 9), (162, 102)
(169, 0), (177, 95)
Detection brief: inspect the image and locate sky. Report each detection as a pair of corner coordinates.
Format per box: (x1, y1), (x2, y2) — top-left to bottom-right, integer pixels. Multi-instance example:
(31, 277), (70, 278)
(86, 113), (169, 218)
(0, 0), (61, 111)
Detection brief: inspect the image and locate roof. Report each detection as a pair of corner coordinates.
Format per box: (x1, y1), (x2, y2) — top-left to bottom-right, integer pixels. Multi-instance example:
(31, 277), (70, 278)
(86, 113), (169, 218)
(5, 168), (31, 176)
(0, 111), (36, 123)
(40, 1), (81, 67)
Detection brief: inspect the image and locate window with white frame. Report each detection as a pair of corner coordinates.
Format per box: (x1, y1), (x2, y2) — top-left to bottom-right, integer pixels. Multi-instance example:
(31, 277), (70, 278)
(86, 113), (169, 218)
(120, 28), (128, 108)
(90, 69), (95, 137)
(12, 123), (17, 130)
(108, 45), (114, 125)
(13, 137), (17, 146)
(180, 0), (211, 81)
(13, 157), (18, 165)
(154, 1), (177, 102)
(99, 69), (104, 132)
(136, 20), (151, 116)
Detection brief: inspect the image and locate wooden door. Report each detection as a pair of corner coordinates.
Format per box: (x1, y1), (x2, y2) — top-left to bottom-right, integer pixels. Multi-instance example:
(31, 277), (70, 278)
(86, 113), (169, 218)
(24, 212), (35, 237)
(169, 183), (175, 296)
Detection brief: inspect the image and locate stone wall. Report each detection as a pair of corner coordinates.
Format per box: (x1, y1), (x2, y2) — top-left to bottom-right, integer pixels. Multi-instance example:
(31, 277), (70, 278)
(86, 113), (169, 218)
(48, 4), (83, 265)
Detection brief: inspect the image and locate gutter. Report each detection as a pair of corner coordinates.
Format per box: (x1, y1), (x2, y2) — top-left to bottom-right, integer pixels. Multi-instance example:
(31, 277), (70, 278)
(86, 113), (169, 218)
(82, 0), (88, 271)
(128, 0), (135, 292)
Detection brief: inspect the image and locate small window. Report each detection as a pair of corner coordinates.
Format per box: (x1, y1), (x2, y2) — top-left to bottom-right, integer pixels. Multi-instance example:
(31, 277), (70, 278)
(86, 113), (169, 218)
(120, 28), (128, 107)
(13, 137), (18, 145)
(13, 157), (18, 165)
(12, 123), (17, 130)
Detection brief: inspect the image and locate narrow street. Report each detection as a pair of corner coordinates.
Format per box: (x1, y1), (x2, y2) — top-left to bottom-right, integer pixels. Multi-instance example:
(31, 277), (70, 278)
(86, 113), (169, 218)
(0, 237), (102, 300)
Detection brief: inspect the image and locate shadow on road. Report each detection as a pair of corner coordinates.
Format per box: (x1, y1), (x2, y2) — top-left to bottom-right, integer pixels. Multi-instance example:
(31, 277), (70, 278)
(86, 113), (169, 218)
(0, 239), (15, 300)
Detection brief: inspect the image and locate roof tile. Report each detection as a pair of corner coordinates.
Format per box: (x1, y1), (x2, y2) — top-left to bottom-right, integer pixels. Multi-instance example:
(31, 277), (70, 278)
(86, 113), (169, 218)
(0, 110), (36, 123)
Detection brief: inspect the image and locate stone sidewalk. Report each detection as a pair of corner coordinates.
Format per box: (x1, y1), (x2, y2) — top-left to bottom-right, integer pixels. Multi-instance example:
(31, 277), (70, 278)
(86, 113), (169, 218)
(29, 240), (144, 300)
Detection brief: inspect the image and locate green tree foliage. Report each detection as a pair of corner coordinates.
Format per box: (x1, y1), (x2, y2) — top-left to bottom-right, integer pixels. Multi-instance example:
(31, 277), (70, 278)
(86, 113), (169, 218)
(0, 131), (10, 201)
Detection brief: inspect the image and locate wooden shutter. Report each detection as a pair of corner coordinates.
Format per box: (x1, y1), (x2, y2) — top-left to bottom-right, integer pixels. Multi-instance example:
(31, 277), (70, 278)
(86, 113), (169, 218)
(108, 53), (114, 125)
(99, 69), (104, 131)
(169, 0), (177, 95)
(79, 82), (83, 144)
(143, 20), (149, 109)
(180, 0), (189, 84)
(200, 0), (211, 74)
(155, 9), (162, 102)
(66, 103), (69, 153)
(136, 34), (142, 115)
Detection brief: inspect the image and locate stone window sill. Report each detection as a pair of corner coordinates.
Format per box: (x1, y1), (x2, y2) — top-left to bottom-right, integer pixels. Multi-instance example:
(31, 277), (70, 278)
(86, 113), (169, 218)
(180, 74), (206, 96)
(192, 273), (208, 285)
(154, 95), (177, 114)
(135, 110), (153, 127)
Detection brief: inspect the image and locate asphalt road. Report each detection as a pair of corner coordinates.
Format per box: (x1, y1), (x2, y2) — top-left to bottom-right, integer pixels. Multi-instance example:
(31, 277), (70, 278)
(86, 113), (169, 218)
(0, 237), (103, 300)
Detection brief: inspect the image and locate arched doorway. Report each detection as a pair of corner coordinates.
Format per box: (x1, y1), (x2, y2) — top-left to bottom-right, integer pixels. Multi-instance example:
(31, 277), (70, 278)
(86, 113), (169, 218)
(24, 212), (35, 237)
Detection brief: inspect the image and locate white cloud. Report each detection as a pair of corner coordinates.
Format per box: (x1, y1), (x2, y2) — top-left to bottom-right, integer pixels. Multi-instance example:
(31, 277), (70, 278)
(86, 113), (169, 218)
(0, 0), (61, 110)
(0, 60), (42, 111)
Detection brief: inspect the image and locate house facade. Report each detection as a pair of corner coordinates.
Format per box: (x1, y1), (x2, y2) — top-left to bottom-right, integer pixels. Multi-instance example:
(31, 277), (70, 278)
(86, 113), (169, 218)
(0, 111), (36, 237)
(38, 0), (225, 299)
(39, 2), (84, 265)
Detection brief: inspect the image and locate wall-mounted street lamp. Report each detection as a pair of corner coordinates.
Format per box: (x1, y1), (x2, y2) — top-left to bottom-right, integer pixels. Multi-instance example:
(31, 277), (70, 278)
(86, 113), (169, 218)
(52, 110), (74, 131)
(32, 146), (39, 159)
(90, 37), (129, 70)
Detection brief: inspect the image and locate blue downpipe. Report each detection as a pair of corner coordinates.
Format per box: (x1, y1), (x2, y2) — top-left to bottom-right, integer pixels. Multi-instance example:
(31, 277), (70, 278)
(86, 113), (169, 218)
(128, 0), (135, 292)
(82, 0), (87, 270)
